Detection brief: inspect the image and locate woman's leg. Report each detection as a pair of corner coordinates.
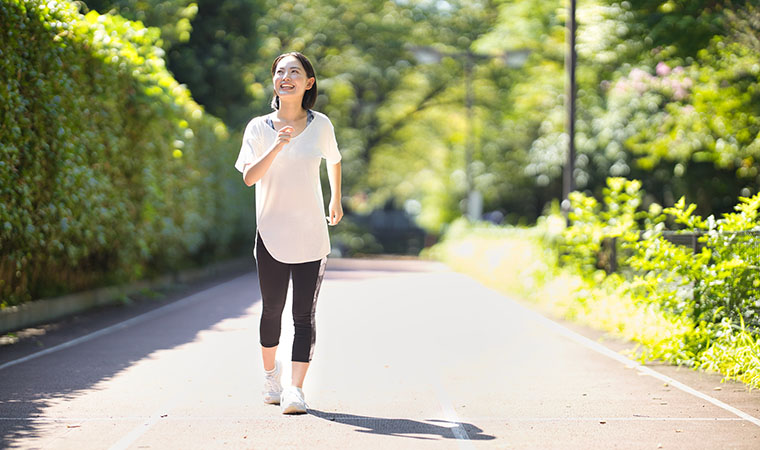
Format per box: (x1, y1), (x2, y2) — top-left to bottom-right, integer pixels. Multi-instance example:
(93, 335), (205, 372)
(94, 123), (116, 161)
(255, 233), (291, 371)
(262, 346), (278, 372)
(289, 257), (326, 387)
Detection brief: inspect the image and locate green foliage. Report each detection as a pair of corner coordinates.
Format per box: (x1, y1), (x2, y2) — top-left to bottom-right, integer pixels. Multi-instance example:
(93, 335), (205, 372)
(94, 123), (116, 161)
(0, 0), (249, 307)
(429, 185), (760, 387)
(83, 0), (198, 50)
(556, 176), (760, 385)
(166, 0), (266, 128)
(476, 1), (760, 222)
(699, 317), (760, 388)
(620, 194), (759, 339)
(562, 178), (759, 330)
(83, 0), (265, 128)
(588, 37), (760, 213)
(250, 0), (451, 207)
(94, 0), (478, 226)
(66, 0), (760, 231)
(106, 0), (540, 231)
(559, 178), (643, 273)
(597, 0), (753, 59)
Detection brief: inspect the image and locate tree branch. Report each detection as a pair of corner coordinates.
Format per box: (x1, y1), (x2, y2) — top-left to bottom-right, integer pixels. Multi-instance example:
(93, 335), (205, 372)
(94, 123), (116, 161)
(361, 80), (451, 160)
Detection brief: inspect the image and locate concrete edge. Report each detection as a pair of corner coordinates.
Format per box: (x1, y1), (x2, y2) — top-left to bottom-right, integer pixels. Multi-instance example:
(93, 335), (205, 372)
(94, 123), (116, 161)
(0, 257), (253, 335)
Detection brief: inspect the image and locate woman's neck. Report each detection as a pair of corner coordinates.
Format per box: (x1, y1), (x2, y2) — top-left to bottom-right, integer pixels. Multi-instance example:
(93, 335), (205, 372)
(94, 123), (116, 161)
(275, 102), (307, 122)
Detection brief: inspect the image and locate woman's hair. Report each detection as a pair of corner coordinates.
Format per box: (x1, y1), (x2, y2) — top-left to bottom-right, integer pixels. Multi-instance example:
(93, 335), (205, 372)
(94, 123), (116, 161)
(270, 52), (318, 110)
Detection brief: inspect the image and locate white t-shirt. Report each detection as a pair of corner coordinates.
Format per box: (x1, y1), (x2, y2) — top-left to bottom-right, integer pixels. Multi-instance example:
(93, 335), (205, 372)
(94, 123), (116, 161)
(234, 110), (342, 264)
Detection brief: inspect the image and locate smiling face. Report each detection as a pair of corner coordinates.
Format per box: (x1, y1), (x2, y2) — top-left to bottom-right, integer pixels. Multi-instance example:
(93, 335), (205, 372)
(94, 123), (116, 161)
(272, 55), (315, 106)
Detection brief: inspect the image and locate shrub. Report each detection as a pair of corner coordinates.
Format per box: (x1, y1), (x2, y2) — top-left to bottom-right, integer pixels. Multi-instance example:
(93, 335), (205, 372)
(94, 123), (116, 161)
(0, 0), (251, 306)
(559, 178), (760, 384)
(429, 178), (760, 387)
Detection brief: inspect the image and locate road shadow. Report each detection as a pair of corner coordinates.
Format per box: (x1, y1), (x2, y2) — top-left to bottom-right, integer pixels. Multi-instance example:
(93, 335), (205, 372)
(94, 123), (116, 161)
(308, 409), (496, 441)
(0, 269), (260, 448)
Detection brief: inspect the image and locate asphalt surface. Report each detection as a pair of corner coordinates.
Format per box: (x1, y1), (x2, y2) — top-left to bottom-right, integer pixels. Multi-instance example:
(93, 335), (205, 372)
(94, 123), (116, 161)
(1, 258), (759, 449)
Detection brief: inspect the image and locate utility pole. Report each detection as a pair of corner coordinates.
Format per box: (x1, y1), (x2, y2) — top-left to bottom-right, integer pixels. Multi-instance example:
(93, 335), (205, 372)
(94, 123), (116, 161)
(463, 55), (481, 221)
(408, 45), (529, 221)
(563, 0), (577, 211)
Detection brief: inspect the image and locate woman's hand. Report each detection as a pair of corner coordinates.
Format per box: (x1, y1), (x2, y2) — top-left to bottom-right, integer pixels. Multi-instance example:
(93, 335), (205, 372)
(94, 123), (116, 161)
(327, 198), (343, 226)
(326, 162), (342, 226)
(242, 125), (296, 186)
(274, 126), (294, 150)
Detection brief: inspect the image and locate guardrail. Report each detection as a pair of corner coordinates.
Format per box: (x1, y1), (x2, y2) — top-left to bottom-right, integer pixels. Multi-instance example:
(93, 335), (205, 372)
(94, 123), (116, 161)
(598, 230), (760, 274)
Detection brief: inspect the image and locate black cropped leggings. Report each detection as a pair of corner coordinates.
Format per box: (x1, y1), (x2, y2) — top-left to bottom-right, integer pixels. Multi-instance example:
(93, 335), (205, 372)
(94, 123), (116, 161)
(255, 233), (325, 363)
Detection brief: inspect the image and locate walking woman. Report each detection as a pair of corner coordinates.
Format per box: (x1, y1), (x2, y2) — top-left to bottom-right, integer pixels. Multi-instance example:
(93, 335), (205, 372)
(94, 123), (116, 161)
(234, 52), (342, 414)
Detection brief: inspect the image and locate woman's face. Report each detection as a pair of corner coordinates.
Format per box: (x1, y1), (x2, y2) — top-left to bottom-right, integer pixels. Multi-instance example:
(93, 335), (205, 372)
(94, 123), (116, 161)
(272, 55), (314, 104)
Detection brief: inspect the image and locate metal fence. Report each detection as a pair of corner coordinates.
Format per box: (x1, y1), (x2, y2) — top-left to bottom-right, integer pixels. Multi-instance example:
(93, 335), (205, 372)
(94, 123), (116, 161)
(598, 230), (760, 273)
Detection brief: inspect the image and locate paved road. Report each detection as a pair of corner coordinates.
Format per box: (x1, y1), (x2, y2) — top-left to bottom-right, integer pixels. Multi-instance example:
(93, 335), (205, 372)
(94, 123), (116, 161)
(1, 258), (759, 449)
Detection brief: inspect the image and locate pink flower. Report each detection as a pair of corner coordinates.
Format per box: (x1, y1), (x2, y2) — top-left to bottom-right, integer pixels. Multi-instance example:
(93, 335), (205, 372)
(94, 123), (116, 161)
(629, 68), (652, 82)
(613, 80), (628, 93)
(656, 62), (671, 77)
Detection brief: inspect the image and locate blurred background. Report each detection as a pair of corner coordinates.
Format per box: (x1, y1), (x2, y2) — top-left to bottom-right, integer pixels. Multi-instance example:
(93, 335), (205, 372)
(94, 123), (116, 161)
(2, 0), (759, 305)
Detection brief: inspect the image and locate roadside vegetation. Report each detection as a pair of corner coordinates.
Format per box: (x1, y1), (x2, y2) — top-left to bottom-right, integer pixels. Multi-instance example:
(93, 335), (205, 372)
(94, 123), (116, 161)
(1, 0), (249, 306)
(427, 178), (760, 388)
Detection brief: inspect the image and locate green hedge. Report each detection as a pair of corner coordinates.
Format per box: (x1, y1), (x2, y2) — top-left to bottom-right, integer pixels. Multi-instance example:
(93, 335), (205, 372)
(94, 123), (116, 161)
(0, 0), (252, 307)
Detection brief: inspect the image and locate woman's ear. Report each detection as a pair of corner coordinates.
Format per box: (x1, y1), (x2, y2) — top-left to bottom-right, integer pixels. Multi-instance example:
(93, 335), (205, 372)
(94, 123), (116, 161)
(306, 77), (315, 90)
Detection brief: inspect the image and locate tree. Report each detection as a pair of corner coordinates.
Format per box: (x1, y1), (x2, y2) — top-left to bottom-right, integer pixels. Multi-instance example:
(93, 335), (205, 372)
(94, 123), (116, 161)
(83, 0), (266, 127)
(167, 0), (266, 128)
(83, 0), (198, 50)
(478, 0), (760, 218)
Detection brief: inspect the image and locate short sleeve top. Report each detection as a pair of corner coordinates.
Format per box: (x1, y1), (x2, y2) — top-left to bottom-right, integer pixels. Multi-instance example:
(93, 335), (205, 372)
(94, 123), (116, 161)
(234, 110), (342, 263)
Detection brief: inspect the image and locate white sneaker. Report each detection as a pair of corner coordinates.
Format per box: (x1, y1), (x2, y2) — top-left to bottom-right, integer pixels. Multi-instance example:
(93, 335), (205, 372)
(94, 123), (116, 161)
(262, 361), (282, 404)
(281, 386), (307, 414)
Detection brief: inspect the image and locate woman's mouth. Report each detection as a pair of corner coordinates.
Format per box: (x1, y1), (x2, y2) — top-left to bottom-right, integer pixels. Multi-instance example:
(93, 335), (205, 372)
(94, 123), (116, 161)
(279, 83), (295, 92)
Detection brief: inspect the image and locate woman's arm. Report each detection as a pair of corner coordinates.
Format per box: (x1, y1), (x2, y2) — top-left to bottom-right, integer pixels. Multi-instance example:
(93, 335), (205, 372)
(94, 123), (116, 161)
(327, 161), (343, 226)
(242, 126), (294, 186)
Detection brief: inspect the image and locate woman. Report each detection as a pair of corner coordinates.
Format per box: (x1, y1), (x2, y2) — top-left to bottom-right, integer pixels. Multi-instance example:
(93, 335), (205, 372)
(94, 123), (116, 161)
(234, 52), (342, 414)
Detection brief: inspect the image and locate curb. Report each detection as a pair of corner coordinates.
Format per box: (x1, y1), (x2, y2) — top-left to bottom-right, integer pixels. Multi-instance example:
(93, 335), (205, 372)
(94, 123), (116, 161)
(0, 257), (253, 335)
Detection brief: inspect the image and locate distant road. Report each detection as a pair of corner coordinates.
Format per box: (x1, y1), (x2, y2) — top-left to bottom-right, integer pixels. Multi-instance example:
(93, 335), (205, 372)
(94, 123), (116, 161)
(1, 258), (759, 449)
